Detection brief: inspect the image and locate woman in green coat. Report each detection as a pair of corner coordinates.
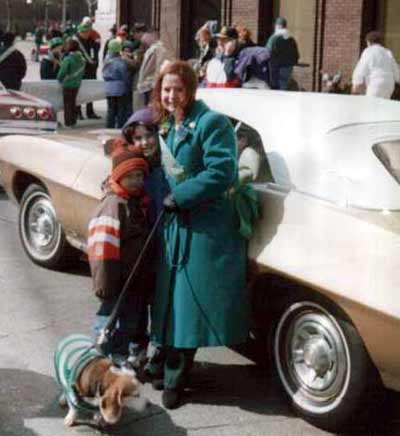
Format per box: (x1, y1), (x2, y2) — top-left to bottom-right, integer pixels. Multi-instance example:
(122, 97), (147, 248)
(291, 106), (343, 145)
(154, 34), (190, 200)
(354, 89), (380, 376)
(150, 61), (250, 409)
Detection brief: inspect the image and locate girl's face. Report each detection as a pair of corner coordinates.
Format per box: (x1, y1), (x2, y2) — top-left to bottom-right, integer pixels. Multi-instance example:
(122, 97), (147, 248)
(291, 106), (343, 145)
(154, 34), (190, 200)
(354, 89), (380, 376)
(120, 169), (144, 191)
(131, 125), (158, 157)
(161, 74), (187, 115)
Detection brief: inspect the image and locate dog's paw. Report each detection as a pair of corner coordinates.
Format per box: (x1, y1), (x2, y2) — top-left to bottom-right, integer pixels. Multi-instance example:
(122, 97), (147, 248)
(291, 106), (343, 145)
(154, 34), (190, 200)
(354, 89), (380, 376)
(64, 409), (77, 427)
(93, 412), (106, 428)
(58, 394), (68, 408)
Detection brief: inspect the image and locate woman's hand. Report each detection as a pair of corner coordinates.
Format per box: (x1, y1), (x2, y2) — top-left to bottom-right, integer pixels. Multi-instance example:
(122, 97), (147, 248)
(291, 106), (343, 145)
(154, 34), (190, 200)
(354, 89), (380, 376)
(163, 194), (180, 213)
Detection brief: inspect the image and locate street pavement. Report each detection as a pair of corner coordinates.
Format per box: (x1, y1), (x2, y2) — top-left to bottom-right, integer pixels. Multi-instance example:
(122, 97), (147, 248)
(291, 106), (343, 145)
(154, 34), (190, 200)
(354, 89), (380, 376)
(0, 39), (399, 436)
(0, 193), (334, 436)
(2, 186), (400, 436)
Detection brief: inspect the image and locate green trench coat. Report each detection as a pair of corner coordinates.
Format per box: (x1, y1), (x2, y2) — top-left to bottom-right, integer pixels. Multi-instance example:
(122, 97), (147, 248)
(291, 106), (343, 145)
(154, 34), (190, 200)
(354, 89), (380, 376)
(151, 100), (250, 348)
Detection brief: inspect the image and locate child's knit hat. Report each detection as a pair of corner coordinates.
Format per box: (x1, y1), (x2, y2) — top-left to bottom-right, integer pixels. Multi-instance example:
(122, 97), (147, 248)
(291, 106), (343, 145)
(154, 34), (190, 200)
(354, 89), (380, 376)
(111, 139), (149, 182)
(108, 39), (122, 55)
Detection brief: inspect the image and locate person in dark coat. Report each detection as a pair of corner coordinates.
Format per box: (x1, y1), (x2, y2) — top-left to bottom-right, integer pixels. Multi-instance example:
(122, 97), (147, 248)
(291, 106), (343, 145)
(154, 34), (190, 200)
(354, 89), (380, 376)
(151, 61), (250, 409)
(34, 25), (44, 62)
(102, 39), (133, 128)
(74, 23), (101, 119)
(266, 16), (299, 90)
(0, 32), (27, 90)
(40, 37), (63, 80)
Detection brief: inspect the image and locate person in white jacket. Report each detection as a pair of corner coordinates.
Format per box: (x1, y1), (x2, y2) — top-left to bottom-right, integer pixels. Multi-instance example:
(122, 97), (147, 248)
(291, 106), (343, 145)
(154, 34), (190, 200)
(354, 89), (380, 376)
(352, 31), (400, 99)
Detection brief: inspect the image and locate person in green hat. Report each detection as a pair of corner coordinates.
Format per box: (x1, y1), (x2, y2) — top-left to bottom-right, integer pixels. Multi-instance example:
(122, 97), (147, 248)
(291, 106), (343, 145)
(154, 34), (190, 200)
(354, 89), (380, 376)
(102, 39), (133, 128)
(73, 22), (101, 119)
(40, 37), (64, 80)
(57, 38), (86, 127)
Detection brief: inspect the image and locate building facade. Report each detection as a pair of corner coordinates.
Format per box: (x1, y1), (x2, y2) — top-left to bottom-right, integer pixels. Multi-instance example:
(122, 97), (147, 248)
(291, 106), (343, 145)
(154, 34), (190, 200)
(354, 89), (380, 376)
(98, 0), (400, 92)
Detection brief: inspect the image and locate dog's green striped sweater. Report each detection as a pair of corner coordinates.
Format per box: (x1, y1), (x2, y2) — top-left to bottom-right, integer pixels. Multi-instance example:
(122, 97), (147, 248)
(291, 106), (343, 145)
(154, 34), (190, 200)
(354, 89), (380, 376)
(54, 333), (102, 412)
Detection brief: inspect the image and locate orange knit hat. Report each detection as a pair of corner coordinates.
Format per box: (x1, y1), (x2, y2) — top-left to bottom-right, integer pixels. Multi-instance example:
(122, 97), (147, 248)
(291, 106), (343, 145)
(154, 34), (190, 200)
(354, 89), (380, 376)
(111, 139), (149, 182)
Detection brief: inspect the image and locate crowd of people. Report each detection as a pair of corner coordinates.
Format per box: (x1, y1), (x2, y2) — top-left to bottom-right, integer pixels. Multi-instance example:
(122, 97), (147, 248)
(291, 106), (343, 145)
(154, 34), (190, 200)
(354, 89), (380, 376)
(2, 16), (399, 130)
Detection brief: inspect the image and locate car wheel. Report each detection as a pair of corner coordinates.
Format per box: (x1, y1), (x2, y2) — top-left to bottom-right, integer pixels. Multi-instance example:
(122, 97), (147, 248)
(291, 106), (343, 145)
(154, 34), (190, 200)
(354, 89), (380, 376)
(18, 184), (75, 269)
(273, 297), (380, 432)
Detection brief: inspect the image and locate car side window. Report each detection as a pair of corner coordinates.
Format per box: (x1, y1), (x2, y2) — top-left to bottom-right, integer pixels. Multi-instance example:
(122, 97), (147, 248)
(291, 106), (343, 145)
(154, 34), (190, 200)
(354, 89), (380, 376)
(229, 118), (274, 184)
(373, 141), (400, 185)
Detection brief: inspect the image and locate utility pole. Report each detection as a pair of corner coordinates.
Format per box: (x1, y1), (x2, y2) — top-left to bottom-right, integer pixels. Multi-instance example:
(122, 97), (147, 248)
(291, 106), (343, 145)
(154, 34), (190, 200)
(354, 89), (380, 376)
(44, 0), (49, 31)
(62, 0), (67, 28)
(5, 0), (12, 32)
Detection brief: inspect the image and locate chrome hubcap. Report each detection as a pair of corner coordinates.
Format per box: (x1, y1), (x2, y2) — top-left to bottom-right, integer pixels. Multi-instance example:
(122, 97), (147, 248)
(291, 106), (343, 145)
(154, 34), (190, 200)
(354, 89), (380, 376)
(21, 190), (61, 261)
(28, 200), (56, 248)
(275, 302), (351, 414)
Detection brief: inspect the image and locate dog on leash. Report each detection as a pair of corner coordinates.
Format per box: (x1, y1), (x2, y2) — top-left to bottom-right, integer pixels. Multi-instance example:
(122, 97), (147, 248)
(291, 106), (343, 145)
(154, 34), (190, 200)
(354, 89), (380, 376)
(54, 334), (145, 427)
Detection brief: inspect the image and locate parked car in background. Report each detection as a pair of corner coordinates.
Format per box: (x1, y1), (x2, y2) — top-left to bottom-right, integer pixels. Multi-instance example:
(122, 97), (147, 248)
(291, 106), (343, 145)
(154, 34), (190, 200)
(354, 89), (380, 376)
(0, 83), (57, 136)
(0, 89), (399, 432)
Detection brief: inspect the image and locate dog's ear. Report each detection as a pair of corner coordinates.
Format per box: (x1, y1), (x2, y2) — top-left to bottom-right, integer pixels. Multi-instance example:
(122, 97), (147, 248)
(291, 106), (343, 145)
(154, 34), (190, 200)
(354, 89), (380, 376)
(100, 389), (122, 425)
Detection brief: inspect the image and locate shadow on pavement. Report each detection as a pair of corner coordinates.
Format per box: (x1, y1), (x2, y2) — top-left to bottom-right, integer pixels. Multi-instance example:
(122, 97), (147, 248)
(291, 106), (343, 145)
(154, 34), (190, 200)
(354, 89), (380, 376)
(0, 368), (62, 436)
(182, 361), (292, 418)
(0, 368), (188, 436)
(184, 361), (400, 436)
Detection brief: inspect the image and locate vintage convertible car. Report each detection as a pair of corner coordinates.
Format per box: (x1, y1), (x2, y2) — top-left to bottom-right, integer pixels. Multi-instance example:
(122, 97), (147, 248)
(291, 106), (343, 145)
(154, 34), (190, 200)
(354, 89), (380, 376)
(0, 89), (399, 432)
(0, 83), (57, 135)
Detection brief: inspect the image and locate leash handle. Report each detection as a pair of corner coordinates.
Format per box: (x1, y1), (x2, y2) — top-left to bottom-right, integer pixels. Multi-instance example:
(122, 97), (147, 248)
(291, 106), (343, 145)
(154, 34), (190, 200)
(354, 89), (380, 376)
(97, 209), (165, 351)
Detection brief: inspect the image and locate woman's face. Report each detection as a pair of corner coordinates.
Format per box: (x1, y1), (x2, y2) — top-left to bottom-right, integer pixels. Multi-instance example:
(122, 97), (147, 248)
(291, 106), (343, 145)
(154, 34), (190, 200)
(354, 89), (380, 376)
(131, 125), (158, 157)
(161, 74), (187, 115)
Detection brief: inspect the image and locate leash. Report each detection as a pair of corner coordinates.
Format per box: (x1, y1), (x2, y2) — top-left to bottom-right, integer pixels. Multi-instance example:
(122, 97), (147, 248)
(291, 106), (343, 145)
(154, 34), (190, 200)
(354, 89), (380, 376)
(96, 209), (165, 354)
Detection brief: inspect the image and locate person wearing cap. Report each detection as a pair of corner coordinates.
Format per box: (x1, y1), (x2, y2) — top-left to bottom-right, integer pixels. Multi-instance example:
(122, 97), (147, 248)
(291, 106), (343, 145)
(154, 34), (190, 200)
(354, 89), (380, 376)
(57, 38), (86, 127)
(130, 22), (147, 51)
(120, 40), (140, 116)
(40, 37), (63, 80)
(266, 17), (299, 90)
(0, 32), (27, 90)
(73, 22), (101, 119)
(103, 24), (117, 61)
(89, 138), (153, 366)
(205, 26), (242, 88)
(82, 16), (101, 49)
(102, 39), (133, 128)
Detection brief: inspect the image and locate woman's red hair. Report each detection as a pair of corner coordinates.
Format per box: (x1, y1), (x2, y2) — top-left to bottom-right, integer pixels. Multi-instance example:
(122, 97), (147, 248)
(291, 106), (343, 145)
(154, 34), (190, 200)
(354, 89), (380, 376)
(151, 60), (198, 123)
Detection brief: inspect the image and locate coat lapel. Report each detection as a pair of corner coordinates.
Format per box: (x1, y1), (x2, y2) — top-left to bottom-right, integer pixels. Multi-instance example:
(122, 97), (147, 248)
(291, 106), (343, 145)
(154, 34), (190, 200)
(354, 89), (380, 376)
(171, 100), (209, 156)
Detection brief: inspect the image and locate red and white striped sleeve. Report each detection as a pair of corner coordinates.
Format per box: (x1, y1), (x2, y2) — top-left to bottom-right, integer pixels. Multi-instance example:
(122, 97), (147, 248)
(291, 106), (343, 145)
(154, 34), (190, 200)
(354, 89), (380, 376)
(88, 215), (121, 261)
